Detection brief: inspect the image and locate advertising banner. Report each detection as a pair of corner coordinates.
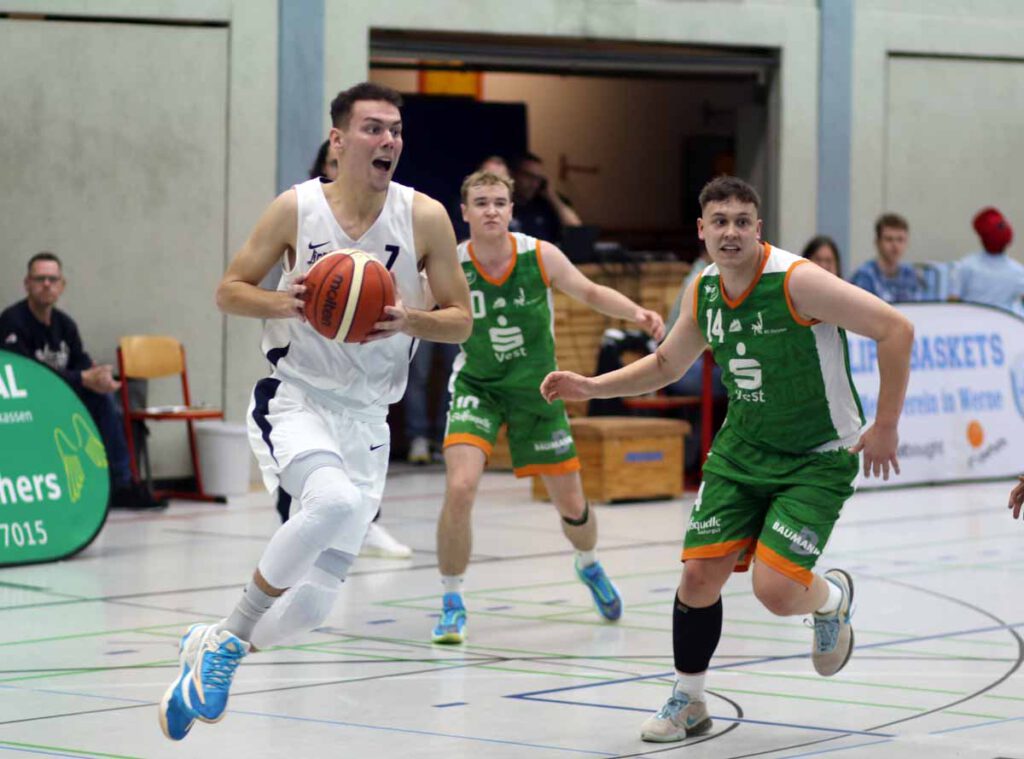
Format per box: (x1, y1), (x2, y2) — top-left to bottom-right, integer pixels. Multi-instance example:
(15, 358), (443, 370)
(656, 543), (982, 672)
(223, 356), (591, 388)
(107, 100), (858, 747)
(848, 302), (1024, 488)
(0, 351), (108, 566)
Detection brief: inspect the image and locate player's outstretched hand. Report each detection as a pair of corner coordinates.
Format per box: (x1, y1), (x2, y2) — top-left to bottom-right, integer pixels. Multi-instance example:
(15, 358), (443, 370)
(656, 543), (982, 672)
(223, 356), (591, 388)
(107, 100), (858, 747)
(849, 423), (900, 480)
(363, 299), (407, 342)
(541, 371), (595, 403)
(634, 308), (666, 342)
(1009, 476), (1024, 520)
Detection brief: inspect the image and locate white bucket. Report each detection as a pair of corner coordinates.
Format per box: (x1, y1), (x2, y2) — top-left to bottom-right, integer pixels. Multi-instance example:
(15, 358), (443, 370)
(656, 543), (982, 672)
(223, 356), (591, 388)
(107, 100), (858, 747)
(195, 422), (252, 496)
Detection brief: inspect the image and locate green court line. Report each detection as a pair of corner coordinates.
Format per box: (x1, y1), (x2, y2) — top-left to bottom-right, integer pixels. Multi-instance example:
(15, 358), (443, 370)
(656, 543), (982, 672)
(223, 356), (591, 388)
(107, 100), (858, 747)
(709, 686), (924, 712)
(0, 741), (142, 759)
(945, 709), (1010, 719)
(739, 669), (965, 696)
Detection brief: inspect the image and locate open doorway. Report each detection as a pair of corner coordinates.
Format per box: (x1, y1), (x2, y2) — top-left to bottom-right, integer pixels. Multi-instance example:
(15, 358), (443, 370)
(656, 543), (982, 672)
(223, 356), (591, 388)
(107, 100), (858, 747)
(370, 30), (778, 262)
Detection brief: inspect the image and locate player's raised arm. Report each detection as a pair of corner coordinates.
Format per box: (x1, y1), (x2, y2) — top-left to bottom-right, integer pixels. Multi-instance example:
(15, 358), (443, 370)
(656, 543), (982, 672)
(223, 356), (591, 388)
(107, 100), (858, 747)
(215, 190), (305, 321)
(541, 278), (705, 403)
(541, 242), (665, 341)
(399, 192), (472, 343)
(788, 260), (914, 479)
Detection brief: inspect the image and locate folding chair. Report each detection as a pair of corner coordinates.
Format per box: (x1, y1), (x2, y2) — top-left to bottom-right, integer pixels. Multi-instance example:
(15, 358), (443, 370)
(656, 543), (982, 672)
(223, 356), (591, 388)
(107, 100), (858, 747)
(117, 335), (225, 503)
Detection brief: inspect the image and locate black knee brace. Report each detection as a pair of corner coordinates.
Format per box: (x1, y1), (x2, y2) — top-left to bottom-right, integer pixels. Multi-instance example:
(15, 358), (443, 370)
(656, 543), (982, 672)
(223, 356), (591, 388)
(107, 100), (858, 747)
(562, 501), (590, 526)
(673, 595), (723, 674)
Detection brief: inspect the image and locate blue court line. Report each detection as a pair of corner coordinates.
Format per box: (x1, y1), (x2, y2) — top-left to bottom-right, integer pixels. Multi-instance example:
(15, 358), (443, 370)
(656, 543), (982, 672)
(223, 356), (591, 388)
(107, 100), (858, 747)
(229, 709), (618, 756)
(511, 695), (894, 739)
(509, 619), (1024, 700)
(778, 737), (894, 757)
(433, 701), (467, 708)
(930, 714), (1024, 735)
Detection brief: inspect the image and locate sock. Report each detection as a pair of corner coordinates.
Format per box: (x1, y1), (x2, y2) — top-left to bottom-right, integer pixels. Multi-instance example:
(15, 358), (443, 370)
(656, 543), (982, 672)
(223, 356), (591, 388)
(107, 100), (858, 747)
(442, 574), (464, 595)
(576, 549), (598, 568)
(816, 577), (842, 615)
(673, 595), (723, 676)
(222, 580), (277, 641)
(674, 670), (706, 702)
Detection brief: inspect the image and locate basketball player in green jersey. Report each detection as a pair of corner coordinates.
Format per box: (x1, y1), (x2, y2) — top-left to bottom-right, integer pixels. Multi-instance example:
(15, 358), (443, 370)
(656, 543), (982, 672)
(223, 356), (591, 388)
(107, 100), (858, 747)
(542, 176), (914, 742)
(431, 170), (665, 644)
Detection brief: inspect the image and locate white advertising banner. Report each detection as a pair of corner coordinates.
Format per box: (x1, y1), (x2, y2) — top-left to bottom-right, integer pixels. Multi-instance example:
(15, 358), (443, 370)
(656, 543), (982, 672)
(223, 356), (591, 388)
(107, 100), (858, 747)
(848, 302), (1024, 488)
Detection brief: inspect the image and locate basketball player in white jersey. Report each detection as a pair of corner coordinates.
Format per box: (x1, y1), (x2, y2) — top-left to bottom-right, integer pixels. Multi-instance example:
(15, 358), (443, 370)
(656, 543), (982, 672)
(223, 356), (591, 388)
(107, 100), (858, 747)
(158, 82), (472, 741)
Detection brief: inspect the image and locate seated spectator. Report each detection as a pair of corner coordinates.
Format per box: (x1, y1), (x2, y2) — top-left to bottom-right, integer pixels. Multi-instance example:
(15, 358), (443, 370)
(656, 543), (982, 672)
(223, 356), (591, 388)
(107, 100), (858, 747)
(509, 152), (582, 243)
(0, 253), (162, 509)
(948, 207), (1024, 316)
(850, 213), (924, 303)
(801, 235), (842, 277)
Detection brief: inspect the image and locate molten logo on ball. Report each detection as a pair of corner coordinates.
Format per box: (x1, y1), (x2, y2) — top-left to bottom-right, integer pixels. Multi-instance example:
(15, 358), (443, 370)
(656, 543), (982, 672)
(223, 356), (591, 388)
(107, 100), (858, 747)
(320, 273), (345, 329)
(302, 248), (396, 343)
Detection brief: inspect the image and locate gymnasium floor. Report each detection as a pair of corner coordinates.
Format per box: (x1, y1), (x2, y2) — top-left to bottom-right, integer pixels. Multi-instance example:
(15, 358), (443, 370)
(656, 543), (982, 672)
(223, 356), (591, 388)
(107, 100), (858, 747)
(0, 469), (1020, 758)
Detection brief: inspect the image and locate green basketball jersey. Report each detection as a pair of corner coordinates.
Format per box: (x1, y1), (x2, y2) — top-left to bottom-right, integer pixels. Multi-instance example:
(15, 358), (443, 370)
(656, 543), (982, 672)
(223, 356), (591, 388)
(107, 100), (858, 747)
(694, 244), (864, 455)
(452, 233), (557, 391)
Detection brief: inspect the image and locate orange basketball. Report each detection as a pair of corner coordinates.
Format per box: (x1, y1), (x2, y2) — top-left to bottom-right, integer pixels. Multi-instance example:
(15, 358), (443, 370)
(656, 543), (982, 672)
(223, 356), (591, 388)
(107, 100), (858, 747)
(303, 249), (395, 343)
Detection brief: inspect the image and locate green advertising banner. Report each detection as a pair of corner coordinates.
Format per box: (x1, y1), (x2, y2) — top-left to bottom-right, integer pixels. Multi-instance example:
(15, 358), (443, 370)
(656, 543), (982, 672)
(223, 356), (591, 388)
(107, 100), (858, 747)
(0, 351), (108, 566)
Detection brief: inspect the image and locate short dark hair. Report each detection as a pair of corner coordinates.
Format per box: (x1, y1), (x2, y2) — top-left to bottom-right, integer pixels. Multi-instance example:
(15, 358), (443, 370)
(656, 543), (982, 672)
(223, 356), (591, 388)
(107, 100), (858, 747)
(801, 235), (842, 277)
(28, 251), (61, 272)
(510, 152), (542, 172)
(698, 175), (761, 211)
(329, 82), (403, 129)
(875, 212), (909, 239)
(309, 139), (331, 179)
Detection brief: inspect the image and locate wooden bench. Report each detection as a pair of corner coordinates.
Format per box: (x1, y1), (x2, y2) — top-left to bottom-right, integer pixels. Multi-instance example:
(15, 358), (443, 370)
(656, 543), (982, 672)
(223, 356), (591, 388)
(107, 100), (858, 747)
(531, 416), (690, 503)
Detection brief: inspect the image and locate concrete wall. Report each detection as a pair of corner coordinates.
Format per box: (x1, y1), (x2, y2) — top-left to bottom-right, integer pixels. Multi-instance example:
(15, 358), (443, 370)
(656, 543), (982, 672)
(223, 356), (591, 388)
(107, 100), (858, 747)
(0, 0), (275, 477)
(849, 1), (1024, 268)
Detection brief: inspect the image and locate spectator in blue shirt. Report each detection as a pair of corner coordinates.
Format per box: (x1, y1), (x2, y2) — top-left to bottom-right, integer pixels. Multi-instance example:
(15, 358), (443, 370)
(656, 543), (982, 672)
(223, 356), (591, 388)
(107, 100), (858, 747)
(948, 207), (1024, 317)
(850, 213), (923, 303)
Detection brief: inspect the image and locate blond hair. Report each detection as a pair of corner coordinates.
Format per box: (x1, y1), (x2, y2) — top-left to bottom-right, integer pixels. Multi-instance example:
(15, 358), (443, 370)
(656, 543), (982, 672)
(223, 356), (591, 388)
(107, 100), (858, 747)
(460, 170), (514, 203)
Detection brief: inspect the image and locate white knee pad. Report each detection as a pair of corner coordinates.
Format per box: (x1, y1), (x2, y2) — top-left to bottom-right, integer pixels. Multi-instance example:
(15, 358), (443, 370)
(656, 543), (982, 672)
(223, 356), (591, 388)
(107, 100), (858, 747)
(250, 552), (354, 648)
(292, 466), (361, 550)
(258, 458), (361, 589)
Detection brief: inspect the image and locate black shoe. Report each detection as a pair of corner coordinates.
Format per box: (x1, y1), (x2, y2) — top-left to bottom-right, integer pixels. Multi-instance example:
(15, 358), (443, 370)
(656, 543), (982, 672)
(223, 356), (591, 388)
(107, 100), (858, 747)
(109, 483), (168, 510)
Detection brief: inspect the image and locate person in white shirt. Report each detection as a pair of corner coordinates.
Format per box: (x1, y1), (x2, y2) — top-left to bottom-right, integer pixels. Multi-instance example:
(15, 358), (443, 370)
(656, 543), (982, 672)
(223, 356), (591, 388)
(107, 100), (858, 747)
(949, 207), (1024, 316)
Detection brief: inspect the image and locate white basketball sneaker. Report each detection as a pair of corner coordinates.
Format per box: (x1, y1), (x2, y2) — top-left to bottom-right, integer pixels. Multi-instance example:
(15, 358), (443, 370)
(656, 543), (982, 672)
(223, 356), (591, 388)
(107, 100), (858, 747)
(361, 522), (413, 559)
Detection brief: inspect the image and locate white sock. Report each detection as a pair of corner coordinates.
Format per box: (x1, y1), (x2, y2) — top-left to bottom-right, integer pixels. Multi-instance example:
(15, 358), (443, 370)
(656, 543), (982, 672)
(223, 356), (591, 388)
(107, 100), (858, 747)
(674, 670), (706, 702)
(816, 577), (842, 615)
(441, 574), (464, 595)
(221, 581), (277, 642)
(576, 549), (597, 568)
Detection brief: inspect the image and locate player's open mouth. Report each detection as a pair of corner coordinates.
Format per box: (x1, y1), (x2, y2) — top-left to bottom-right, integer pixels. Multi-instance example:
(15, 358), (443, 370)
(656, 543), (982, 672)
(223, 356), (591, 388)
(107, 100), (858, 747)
(372, 158), (392, 171)
(720, 244), (740, 252)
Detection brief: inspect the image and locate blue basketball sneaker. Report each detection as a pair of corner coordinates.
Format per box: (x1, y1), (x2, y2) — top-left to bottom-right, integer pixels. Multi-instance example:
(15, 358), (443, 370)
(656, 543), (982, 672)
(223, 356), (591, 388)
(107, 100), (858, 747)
(576, 559), (622, 621)
(432, 593), (467, 644)
(158, 623), (249, 740)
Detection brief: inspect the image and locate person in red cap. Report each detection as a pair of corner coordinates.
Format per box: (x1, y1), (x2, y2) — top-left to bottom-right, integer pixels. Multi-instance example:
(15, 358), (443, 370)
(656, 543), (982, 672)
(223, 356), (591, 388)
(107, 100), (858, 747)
(948, 207), (1024, 316)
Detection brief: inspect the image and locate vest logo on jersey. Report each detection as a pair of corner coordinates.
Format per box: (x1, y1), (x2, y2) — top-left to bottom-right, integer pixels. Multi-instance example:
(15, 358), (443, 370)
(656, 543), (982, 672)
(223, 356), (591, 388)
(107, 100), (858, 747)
(728, 343), (764, 402)
(771, 520), (822, 557)
(465, 268), (477, 285)
(489, 315), (527, 361)
(306, 240), (331, 265)
(704, 283), (720, 302)
(533, 429), (573, 454)
(687, 515), (722, 537)
(513, 287), (526, 307)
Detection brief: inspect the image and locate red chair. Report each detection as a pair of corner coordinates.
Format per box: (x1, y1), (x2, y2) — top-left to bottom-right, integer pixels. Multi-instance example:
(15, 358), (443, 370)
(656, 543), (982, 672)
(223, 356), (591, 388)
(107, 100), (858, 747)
(117, 335), (225, 503)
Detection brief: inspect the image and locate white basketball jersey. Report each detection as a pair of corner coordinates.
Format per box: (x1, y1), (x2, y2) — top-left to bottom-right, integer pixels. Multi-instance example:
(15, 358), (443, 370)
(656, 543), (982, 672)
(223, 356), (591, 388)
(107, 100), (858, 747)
(261, 178), (423, 416)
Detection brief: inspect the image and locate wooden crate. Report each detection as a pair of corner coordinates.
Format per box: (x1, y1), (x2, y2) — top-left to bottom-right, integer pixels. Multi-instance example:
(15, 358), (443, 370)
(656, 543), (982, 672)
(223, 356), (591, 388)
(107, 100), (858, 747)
(532, 416), (690, 503)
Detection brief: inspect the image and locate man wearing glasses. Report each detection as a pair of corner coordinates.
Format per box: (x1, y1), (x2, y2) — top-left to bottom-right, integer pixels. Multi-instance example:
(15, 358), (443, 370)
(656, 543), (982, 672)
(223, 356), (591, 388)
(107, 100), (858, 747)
(0, 252), (162, 509)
